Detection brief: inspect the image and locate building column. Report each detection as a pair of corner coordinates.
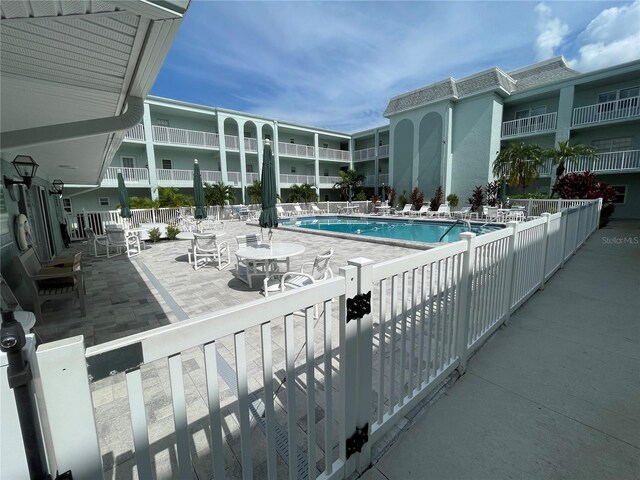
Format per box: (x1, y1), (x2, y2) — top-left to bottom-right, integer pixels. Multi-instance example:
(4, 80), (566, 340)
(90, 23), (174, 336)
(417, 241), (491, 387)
(552, 85), (576, 191)
(237, 118), (247, 204)
(442, 101), (454, 196)
(374, 130), (380, 195)
(273, 121), (281, 196)
(142, 102), (159, 201)
(216, 114), (229, 184)
(256, 125), (264, 178)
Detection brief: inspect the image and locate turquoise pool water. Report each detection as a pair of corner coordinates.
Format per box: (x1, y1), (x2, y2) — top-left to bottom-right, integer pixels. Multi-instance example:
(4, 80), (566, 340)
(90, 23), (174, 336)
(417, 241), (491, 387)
(283, 216), (502, 243)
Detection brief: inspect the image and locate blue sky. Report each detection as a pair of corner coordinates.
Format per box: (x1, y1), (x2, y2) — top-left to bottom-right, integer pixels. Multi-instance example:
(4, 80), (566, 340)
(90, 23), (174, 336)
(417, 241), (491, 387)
(151, 1), (640, 133)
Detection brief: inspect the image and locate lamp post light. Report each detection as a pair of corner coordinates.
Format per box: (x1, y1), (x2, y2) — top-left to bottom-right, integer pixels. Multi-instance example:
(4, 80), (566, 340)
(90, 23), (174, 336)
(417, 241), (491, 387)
(3, 155), (39, 189)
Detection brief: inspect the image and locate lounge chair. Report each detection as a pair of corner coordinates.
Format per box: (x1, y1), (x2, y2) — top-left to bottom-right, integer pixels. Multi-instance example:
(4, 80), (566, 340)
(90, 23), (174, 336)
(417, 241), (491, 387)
(84, 227), (108, 257)
(395, 204), (413, 216)
(452, 206), (477, 219)
(311, 204), (326, 214)
(436, 205), (451, 218)
(276, 205), (292, 217)
(294, 205), (308, 216)
(192, 232), (230, 271)
(410, 205), (430, 216)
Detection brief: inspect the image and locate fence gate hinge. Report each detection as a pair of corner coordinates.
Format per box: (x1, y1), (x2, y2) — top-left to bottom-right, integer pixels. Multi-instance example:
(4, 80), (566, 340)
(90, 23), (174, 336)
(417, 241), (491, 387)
(346, 291), (371, 323)
(346, 423), (369, 459)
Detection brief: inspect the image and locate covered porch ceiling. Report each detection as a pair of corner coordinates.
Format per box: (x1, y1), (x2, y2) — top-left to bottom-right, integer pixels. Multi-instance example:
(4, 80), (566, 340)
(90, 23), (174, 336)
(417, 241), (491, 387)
(0, 0), (189, 186)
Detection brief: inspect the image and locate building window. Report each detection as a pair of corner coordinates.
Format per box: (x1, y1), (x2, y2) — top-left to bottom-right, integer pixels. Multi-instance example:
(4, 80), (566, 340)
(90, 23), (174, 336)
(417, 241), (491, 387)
(610, 185), (626, 204)
(290, 138), (295, 144)
(324, 194), (329, 201)
(156, 119), (170, 127)
(246, 164), (254, 173)
(324, 168), (329, 176)
(323, 143), (329, 149)
(244, 131), (252, 138)
(264, 134), (271, 141)
(162, 159), (172, 170)
(62, 198), (72, 213)
(592, 137), (633, 152)
(291, 166), (296, 174)
(122, 156), (134, 168)
(99, 197), (110, 206)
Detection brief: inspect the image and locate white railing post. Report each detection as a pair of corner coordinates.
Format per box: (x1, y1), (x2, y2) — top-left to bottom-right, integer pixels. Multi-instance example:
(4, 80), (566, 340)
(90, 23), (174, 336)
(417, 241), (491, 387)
(557, 198), (562, 214)
(339, 264), (360, 477)
(527, 198), (532, 217)
(456, 232), (476, 374)
(539, 213), (551, 290)
(503, 221), (519, 324)
(347, 257), (375, 473)
(559, 209), (568, 268)
(33, 336), (103, 479)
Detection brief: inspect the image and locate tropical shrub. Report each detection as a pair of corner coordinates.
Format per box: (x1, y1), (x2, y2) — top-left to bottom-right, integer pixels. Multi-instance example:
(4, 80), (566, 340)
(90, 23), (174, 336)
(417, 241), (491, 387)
(166, 225), (180, 240)
(288, 183), (318, 203)
(129, 196), (157, 209)
(446, 193), (459, 209)
(509, 192), (550, 199)
(468, 186), (484, 212)
(333, 169), (364, 201)
(398, 190), (409, 208)
(386, 186), (396, 207)
(411, 187), (425, 210)
(493, 142), (544, 193)
(485, 181), (500, 207)
(158, 187), (192, 208)
(371, 194), (381, 203)
(552, 171), (617, 228)
(148, 227), (161, 243)
(429, 186), (443, 211)
(354, 190), (367, 201)
(204, 181), (236, 207)
(247, 180), (262, 204)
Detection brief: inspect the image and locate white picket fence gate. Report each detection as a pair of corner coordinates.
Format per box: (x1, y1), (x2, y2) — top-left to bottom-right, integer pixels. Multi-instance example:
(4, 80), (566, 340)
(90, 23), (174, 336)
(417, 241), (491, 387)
(7, 201), (600, 479)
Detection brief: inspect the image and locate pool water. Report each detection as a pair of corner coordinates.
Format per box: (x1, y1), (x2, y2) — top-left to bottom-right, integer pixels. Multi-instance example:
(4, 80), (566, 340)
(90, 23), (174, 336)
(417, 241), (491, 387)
(284, 216), (502, 243)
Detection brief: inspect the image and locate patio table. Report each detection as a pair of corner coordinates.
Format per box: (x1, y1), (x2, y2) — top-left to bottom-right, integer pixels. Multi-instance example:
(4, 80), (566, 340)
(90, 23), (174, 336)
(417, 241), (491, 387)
(235, 242), (305, 294)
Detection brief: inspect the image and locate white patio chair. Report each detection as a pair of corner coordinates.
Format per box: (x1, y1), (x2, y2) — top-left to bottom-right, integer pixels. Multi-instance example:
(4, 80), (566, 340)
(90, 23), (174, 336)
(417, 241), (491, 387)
(395, 204), (413, 216)
(436, 205), (451, 218)
(483, 206), (500, 221)
(311, 204), (326, 214)
(279, 248), (334, 317)
(192, 232), (230, 271)
(410, 205), (430, 216)
(105, 227), (141, 258)
(235, 233), (269, 277)
(276, 205), (292, 217)
(452, 206), (477, 219)
(84, 227), (108, 257)
(294, 205), (308, 216)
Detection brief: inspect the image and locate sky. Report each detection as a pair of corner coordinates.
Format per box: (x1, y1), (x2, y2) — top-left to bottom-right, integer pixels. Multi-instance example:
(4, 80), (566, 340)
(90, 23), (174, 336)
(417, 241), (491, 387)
(151, 0), (640, 133)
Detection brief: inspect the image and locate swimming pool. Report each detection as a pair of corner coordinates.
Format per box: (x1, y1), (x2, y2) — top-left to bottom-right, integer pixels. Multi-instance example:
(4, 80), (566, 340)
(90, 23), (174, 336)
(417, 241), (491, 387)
(282, 216), (503, 244)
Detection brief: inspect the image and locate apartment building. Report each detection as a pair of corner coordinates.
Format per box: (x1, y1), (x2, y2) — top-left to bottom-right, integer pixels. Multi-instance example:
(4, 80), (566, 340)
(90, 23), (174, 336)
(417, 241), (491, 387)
(66, 57), (639, 218)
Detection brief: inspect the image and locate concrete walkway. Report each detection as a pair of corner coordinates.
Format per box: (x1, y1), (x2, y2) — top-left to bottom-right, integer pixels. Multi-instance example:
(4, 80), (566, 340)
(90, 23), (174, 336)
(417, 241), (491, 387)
(361, 220), (640, 480)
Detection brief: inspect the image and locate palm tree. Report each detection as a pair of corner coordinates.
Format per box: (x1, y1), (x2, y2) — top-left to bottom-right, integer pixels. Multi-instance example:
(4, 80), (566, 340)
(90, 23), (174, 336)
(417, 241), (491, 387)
(204, 181), (236, 207)
(288, 183), (318, 203)
(158, 186), (192, 207)
(333, 169), (364, 201)
(247, 180), (262, 205)
(544, 140), (597, 181)
(493, 143), (544, 194)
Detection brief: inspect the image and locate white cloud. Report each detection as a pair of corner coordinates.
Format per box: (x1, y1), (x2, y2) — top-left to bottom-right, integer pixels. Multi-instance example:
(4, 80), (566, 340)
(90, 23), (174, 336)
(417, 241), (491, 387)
(534, 3), (570, 60)
(568, 0), (640, 71)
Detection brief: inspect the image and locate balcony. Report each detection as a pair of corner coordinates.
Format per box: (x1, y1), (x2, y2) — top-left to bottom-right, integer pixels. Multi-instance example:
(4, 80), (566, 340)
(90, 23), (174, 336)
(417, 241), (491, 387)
(318, 175), (342, 186)
(156, 168), (223, 187)
(152, 125), (219, 149)
(278, 142), (315, 159)
(279, 174), (316, 186)
(101, 167), (150, 186)
(501, 112), (557, 138)
(227, 171), (241, 186)
(572, 96), (640, 126)
(123, 124), (145, 142)
(565, 150), (640, 173)
(246, 172), (259, 183)
(244, 137), (258, 153)
(354, 145), (390, 162)
(319, 147), (349, 161)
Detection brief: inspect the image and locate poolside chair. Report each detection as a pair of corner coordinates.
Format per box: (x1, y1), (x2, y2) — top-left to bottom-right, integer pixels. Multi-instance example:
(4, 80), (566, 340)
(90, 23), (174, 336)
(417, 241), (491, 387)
(395, 204), (413, 216)
(483, 206), (500, 221)
(410, 205), (430, 216)
(436, 205), (451, 218)
(311, 204), (326, 214)
(452, 206), (477, 219)
(85, 227), (108, 257)
(235, 233), (269, 278)
(279, 248), (334, 317)
(276, 205), (292, 217)
(425, 205), (447, 217)
(192, 232), (230, 271)
(294, 205), (307, 216)
(105, 227), (141, 258)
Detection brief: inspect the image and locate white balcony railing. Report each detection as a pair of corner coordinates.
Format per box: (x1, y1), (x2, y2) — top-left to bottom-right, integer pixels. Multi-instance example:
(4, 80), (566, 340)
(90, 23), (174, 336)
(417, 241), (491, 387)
(224, 135), (239, 150)
(354, 147), (375, 162)
(572, 96), (640, 126)
(379, 173), (389, 184)
(319, 147), (350, 161)
(278, 142), (315, 158)
(156, 169), (223, 186)
(124, 124), (145, 141)
(279, 174), (316, 185)
(318, 175), (342, 185)
(246, 172), (259, 183)
(101, 167), (150, 186)
(566, 150), (640, 173)
(501, 112), (557, 138)
(244, 137), (258, 152)
(362, 173), (390, 186)
(227, 171), (241, 185)
(152, 125), (219, 148)
(379, 144), (389, 157)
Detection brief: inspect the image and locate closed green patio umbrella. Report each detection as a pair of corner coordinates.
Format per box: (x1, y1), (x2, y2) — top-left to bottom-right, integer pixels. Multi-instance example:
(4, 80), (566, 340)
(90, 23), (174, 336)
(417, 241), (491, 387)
(258, 140), (278, 241)
(193, 159), (207, 221)
(117, 170), (131, 222)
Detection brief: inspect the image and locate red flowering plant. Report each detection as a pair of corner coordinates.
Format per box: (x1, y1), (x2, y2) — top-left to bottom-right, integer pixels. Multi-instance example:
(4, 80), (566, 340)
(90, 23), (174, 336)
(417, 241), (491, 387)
(552, 171), (617, 227)
(429, 186), (443, 211)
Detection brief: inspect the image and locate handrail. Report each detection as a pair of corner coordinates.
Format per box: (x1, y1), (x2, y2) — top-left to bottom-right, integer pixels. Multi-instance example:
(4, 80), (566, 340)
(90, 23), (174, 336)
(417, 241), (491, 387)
(439, 219), (471, 242)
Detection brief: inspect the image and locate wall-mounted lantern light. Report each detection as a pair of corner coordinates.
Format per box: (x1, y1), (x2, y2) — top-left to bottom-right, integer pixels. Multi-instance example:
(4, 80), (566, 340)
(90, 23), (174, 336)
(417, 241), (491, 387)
(49, 179), (64, 196)
(4, 155), (39, 189)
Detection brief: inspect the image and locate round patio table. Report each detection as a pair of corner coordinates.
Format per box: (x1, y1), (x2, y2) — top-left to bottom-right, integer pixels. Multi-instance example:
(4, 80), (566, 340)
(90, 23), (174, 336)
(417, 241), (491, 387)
(235, 242), (305, 294)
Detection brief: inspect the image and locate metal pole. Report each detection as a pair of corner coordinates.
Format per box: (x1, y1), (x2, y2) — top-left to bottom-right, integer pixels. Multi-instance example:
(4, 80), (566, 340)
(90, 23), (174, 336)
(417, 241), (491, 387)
(1, 310), (50, 479)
